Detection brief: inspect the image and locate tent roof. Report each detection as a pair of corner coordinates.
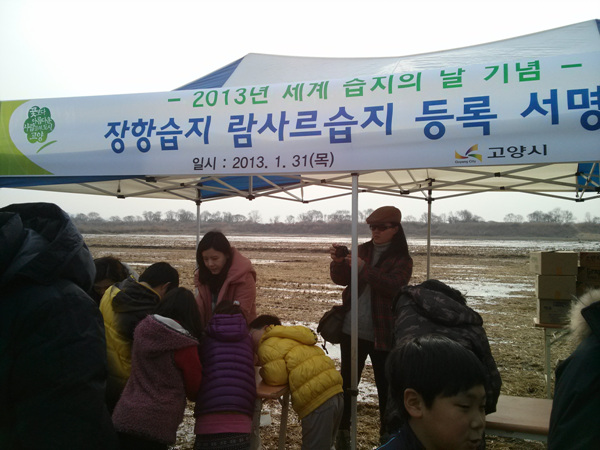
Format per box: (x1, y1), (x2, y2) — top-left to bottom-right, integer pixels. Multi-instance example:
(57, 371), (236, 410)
(178, 20), (600, 89)
(2, 20), (599, 205)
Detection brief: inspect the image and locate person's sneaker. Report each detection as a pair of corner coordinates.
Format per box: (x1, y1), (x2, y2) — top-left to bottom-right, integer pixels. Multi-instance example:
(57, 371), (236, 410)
(336, 429), (351, 450)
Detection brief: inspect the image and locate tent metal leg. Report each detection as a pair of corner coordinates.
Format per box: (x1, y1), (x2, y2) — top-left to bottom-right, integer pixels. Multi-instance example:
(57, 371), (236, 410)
(350, 174), (359, 450)
(427, 185), (432, 280)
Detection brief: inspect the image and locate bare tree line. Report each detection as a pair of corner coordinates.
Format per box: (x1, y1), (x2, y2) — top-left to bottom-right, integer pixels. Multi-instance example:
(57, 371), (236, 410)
(72, 207), (599, 225)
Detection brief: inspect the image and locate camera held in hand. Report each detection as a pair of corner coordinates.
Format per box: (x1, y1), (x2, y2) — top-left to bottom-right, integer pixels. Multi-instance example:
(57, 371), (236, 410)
(335, 245), (349, 258)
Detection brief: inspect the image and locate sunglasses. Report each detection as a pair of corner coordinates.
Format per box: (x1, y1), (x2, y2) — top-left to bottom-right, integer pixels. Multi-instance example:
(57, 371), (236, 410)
(369, 224), (395, 232)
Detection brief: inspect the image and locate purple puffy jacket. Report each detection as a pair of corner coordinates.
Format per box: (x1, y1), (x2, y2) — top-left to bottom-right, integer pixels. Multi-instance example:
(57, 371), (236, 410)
(194, 313), (256, 416)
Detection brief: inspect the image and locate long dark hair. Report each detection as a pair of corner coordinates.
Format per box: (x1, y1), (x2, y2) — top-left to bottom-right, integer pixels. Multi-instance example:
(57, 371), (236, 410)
(154, 287), (204, 340)
(195, 230), (233, 293)
(374, 222), (410, 265)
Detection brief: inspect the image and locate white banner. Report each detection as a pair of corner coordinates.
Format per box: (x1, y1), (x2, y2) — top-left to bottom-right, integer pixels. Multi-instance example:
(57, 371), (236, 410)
(3, 52), (599, 177)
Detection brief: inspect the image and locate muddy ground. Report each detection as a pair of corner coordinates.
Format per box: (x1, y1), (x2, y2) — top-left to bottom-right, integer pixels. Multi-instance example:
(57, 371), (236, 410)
(85, 234), (589, 450)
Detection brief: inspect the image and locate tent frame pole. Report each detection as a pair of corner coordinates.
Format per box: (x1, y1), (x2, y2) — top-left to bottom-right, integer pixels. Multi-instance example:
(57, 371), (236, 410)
(195, 201), (201, 245)
(350, 174), (359, 450)
(427, 181), (433, 280)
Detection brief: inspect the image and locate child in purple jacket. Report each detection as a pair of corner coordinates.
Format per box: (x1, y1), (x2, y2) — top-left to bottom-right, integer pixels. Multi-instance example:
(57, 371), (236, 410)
(194, 300), (257, 450)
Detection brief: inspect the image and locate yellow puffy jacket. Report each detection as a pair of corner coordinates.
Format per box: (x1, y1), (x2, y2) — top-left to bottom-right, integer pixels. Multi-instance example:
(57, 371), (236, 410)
(258, 325), (343, 419)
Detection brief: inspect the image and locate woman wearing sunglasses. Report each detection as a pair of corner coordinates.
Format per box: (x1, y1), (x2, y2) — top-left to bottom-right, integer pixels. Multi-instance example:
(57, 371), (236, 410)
(329, 206), (413, 449)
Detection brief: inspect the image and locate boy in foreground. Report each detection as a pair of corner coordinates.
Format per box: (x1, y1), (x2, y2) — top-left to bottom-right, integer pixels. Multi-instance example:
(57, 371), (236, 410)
(249, 315), (344, 450)
(379, 335), (487, 450)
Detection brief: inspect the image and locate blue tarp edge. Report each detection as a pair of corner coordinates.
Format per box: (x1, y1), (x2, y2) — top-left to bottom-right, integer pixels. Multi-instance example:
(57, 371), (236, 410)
(174, 57), (245, 90)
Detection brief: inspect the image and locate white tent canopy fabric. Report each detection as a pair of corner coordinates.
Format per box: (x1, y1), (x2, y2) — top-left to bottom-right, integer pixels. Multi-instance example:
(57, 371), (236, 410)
(181, 20), (600, 89)
(1, 19), (599, 205)
(1, 20), (599, 450)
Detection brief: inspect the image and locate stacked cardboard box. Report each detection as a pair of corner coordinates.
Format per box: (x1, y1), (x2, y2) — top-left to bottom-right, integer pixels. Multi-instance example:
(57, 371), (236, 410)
(577, 252), (600, 296)
(530, 251), (578, 324)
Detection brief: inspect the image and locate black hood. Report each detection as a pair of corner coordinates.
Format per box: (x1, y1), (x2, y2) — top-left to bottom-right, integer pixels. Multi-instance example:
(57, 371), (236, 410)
(0, 202), (95, 293)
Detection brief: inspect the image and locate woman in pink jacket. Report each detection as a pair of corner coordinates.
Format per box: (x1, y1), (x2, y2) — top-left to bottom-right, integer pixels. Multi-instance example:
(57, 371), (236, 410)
(194, 230), (257, 327)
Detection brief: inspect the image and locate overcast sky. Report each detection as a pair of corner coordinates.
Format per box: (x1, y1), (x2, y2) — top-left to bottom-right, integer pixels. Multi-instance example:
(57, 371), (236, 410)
(1, 0), (598, 222)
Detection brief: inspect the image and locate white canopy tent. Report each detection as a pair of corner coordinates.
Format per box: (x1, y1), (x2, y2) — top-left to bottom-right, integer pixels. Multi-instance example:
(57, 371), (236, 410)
(1, 19), (599, 449)
(2, 19), (599, 202)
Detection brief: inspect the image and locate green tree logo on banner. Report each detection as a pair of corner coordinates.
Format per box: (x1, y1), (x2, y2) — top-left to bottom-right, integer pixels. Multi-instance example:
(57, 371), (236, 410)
(23, 106), (56, 152)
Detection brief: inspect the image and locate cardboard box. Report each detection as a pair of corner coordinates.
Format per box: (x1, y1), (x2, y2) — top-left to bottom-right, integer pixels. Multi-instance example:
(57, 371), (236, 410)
(578, 266), (600, 283)
(579, 252), (600, 269)
(535, 275), (577, 300)
(530, 251), (578, 275)
(537, 299), (572, 325)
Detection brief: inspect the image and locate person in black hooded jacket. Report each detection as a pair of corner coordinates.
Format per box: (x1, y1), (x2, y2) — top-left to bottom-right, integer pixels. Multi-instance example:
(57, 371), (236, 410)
(388, 279), (501, 435)
(0, 202), (118, 450)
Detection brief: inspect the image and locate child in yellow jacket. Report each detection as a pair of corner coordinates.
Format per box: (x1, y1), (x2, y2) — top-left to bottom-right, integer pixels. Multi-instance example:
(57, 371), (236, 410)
(249, 315), (344, 450)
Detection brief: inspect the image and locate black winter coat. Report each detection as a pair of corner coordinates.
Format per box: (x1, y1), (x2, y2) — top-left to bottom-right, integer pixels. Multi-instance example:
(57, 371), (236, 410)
(0, 203), (118, 450)
(548, 292), (600, 449)
(393, 284), (502, 414)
